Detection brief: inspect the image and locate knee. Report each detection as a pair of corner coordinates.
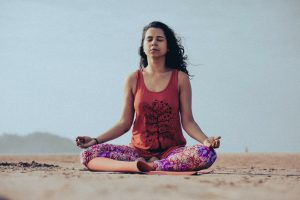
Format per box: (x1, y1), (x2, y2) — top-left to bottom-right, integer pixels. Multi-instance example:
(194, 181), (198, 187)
(80, 148), (95, 166)
(196, 145), (217, 169)
(79, 144), (105, 166)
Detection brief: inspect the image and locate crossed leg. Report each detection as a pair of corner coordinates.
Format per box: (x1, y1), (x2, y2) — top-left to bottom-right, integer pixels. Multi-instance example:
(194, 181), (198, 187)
(80, 144), (152, 172)
(152, 144), (217, 171)
(80, 144), (217, 172)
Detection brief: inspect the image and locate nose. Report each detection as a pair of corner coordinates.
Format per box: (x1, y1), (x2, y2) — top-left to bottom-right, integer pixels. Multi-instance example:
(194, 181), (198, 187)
(151, 39), (158, 46)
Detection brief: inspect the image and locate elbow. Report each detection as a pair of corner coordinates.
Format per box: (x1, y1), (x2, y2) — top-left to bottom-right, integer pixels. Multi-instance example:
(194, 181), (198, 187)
(119, 119), (133, 132)
(181, 116), (195, 130)
(123, 125), (131, 133)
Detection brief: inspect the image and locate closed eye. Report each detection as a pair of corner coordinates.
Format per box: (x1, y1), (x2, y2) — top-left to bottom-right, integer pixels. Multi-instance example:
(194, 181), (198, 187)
(157, 36), (165, 41)
(145, 36), (165, 42)
(146, 36), (153, 42)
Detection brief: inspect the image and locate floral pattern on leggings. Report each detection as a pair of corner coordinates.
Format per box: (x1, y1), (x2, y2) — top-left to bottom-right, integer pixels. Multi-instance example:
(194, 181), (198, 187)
(80, 143), (217, 171)
(153, 144), (217, 171)
(80, 144), (139, 166)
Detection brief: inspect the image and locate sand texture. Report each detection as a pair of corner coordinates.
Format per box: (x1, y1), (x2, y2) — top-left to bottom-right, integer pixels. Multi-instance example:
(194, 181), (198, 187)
(0, 153), (299, 200)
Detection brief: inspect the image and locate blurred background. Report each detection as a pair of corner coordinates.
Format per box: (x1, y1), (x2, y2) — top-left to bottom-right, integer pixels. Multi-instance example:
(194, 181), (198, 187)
(0, 0), (299, 153)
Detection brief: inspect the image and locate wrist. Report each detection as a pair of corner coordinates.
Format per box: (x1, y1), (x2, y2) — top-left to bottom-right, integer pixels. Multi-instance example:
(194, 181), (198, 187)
(93, 138), (99, 144)
(202, 137), (209, 143)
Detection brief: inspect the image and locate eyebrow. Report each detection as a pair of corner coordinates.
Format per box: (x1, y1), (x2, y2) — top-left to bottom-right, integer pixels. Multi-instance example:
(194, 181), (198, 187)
(146, 36), (166, 39)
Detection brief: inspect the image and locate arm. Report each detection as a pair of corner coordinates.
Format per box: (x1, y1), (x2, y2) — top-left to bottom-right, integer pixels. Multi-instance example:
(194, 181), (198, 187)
(76, 72), (137, 148)
(178, 71), (220, 148)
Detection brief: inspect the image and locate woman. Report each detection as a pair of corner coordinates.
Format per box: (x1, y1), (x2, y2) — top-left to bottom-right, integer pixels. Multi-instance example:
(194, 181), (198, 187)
(76, 21), (221, 172)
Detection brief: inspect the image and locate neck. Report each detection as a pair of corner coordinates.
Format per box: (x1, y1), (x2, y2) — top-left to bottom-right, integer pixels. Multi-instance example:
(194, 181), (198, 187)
(146, 57), (168, 73)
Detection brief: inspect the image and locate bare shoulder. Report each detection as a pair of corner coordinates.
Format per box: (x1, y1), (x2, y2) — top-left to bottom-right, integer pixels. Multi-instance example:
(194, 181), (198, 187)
(125, 70), (139, 94)
(178, 70), (191, 88)
(178, 70), (189, 80)
(126, 71), (137, 85)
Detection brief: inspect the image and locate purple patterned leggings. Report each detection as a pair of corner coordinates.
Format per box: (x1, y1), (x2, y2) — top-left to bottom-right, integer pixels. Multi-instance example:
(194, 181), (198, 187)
(80, 144), (217, 171)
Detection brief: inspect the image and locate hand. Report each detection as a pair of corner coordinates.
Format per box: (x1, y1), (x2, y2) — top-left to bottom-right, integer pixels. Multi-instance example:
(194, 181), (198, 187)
(203, 136), (221, 149)
(75, 136), (97, 149)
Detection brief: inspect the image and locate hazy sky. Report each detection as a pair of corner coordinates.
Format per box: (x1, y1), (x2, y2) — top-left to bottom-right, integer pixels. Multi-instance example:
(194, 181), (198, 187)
(1, 0), (299, 152)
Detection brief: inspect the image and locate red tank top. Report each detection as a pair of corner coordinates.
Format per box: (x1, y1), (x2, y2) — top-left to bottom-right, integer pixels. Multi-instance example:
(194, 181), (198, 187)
(130, 68), (187, 158)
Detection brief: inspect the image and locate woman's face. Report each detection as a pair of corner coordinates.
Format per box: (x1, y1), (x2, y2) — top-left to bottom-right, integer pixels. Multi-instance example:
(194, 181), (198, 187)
(143, 28), (168, 58)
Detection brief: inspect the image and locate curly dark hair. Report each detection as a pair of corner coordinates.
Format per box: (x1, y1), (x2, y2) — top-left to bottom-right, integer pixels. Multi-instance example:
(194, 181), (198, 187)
(139, 21), (190, 77)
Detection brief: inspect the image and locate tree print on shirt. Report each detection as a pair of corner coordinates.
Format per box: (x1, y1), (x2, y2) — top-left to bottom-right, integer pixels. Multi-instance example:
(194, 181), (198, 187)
(141, 99), (178, 149)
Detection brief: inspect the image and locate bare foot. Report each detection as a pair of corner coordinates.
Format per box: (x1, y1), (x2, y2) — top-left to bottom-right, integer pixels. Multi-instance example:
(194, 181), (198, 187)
(136, 157), (146, 162)
(136, 160), (153, 172)
(148, 157), (159, 162)
(147, 162), (155, 169)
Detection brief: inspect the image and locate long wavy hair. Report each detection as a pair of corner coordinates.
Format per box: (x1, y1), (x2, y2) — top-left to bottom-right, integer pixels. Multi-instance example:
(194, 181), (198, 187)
(139, 21), (190, 77)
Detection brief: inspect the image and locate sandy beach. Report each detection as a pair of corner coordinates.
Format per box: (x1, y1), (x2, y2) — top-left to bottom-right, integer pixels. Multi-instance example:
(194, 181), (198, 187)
(0, 153), (299, 200)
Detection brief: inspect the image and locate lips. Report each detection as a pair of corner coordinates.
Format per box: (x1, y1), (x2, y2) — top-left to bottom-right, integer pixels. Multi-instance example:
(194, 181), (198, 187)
(150, 48), (159, 52)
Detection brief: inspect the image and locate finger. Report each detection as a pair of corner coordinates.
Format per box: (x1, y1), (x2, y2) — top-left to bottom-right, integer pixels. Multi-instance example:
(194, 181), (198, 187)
(212, 140), (217, 148)
(79, 144), (88, 149)
(76, 138), (83, 145)
(214, 140), (220, 148)
(214, 136), (221, 140)
(76, 138), (87, 146)
(75, 139), (81, 145)
(75, 137), (83, 142)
